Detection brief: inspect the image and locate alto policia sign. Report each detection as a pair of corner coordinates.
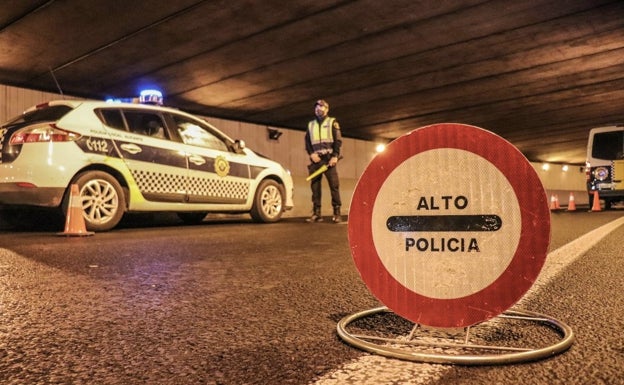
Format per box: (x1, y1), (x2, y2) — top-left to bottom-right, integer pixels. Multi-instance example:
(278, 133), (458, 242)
(348, 123), (550, 328)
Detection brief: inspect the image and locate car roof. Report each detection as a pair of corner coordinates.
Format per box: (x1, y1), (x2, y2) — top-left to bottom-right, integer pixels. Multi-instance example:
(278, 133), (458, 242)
(34, 99), (183, 114)
(588, 125), (624, 134)
(27, 99), (211, 124)
(34, 99), (237, 143)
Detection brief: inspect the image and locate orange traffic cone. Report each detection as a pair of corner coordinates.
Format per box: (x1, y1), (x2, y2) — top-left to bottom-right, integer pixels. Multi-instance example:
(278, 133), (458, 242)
(57, 184), (94, 236)
(567, 192), (576, 211)
(550, 194), (558, 211)
(591, 190), (601, 212)
(555, 194), (561, 209)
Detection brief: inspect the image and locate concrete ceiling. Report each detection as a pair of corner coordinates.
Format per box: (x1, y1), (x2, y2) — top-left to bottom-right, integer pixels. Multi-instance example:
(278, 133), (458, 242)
(2, 0), (623, 164)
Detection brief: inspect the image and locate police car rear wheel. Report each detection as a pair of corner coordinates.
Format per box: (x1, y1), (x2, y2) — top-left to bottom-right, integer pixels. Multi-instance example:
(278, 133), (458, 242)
(250, 179), (284, 223)
(70, 171), (126, 232)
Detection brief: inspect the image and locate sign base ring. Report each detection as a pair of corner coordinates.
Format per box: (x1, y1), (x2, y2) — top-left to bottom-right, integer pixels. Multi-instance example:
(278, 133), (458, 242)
(337, 306), (574, 365)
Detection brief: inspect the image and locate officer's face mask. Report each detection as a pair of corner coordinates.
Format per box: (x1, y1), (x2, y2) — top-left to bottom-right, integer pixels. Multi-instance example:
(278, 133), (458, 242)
(315, 104), (328, 119)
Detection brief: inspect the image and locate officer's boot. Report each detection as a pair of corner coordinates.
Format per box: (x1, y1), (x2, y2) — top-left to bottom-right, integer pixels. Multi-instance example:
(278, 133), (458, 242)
(332, 206), (341, 223)
(306, 207), (323, 223)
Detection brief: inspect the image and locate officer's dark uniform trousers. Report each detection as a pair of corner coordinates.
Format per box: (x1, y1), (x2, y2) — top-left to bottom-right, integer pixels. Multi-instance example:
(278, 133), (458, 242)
(309, 154), (341, 214)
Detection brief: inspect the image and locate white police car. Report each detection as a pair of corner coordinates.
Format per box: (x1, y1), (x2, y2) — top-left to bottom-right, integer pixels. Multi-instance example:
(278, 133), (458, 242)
(0, 97), (294, 231)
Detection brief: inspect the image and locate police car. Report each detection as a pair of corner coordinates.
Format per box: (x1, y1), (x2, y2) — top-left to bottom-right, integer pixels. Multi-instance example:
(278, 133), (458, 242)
(0, 94), (294, 231)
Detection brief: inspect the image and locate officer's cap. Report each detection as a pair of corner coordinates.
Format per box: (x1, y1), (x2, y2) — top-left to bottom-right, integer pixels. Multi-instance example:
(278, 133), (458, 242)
(315, 99), (329, 109)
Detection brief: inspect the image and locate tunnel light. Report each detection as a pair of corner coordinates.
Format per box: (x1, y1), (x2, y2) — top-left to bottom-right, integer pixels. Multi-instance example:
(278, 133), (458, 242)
(375, 143), (386, 153)
(561, 164), (569, 172)
(541, 163), (550, 171)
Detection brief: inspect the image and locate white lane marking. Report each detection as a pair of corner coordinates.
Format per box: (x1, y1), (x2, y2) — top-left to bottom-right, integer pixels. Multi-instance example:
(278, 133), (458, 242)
(313, 216), (624, 385)
(517, 215), (624, 305)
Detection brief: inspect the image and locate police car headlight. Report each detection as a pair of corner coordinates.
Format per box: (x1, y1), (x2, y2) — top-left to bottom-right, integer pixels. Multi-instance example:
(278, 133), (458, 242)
(593, 167), (609, 181)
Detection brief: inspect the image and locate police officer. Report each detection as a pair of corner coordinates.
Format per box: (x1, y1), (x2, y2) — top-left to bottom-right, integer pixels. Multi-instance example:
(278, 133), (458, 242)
(305, 99), (342, 223)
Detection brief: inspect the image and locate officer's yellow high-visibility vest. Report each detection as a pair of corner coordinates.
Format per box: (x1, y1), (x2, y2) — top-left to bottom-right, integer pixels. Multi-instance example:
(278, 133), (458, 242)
(308, 117), (336, 154)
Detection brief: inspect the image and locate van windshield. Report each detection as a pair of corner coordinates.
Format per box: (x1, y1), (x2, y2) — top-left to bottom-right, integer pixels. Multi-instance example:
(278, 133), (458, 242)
(592, 131), (624, 160)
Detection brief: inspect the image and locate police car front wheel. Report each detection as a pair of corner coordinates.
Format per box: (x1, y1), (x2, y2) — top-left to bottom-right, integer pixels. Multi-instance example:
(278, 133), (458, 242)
(250, 179), (284, 223)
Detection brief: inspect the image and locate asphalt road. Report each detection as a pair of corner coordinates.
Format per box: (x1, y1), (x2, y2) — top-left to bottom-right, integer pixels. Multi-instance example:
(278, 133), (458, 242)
(0, 209), (622, 384)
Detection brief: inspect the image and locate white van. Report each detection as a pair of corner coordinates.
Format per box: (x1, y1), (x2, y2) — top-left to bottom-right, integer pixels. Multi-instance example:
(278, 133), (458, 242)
(586, 125), (624, 209)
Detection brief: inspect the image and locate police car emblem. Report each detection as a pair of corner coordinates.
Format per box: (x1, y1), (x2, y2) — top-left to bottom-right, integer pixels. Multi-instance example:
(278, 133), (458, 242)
(215, 155), (230, 177)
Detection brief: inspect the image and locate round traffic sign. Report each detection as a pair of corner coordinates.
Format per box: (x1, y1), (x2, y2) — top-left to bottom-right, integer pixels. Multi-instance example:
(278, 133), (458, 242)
(348, 123), (550, 328)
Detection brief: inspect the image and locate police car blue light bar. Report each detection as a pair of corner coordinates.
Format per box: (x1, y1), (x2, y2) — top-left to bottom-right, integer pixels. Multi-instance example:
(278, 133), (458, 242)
(139, 89), (163, 105)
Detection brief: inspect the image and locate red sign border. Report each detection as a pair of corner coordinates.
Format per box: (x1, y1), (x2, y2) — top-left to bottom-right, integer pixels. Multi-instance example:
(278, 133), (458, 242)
(348, 123), (550, 328)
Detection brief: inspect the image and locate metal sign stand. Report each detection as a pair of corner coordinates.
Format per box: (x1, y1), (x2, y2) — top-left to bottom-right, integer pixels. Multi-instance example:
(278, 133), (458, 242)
(337, 306), (574, 365)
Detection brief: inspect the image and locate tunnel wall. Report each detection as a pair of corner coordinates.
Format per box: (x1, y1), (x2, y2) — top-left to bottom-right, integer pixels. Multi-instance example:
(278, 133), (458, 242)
(1, 84), (588, 219)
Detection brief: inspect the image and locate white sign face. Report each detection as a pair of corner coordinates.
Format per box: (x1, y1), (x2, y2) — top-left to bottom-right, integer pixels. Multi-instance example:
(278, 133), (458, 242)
(371, 148), (521, 299)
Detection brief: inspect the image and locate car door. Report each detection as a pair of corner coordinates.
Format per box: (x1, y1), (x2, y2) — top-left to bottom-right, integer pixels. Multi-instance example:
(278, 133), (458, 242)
(168, 113), (251, 205)
(99, 108), (188, 203)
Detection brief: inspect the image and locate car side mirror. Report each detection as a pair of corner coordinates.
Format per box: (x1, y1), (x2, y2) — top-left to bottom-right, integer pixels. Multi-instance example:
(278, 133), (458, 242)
(233, 139), (246, 153)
